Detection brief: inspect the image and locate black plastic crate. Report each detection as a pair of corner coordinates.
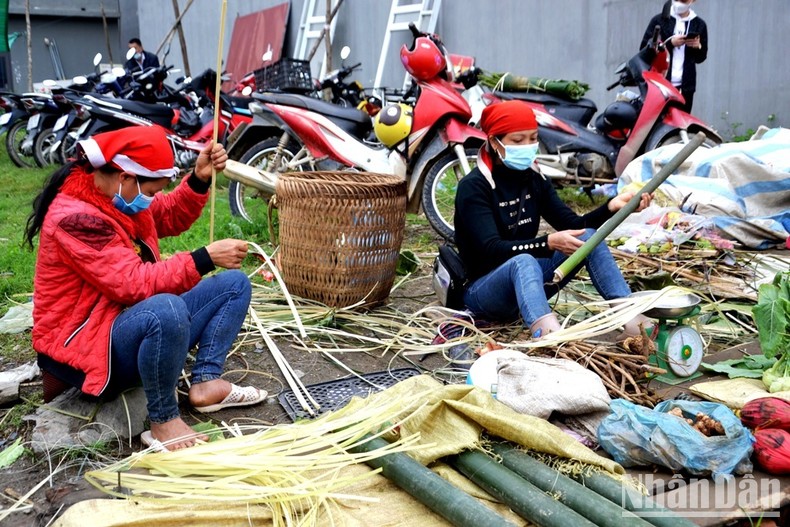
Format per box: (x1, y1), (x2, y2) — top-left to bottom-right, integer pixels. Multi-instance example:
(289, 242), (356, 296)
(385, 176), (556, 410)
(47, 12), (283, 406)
(254, 58), (314, 93)
(278, 368), (421, 421)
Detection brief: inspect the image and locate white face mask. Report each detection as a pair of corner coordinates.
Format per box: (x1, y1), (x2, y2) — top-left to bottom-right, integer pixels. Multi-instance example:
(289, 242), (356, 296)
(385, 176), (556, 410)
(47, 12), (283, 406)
(673, 1), (691, 15)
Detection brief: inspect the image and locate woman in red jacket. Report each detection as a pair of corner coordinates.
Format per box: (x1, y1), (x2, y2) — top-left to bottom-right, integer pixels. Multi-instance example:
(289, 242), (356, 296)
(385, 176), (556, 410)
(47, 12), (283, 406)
(25, 127), (265, 450)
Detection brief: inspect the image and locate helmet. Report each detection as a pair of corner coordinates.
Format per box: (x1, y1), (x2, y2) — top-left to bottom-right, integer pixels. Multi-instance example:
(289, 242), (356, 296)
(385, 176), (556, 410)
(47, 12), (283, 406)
(595, 101), (638, 139)
(374, 103), (413, 147)
(400, 37), (445, 81)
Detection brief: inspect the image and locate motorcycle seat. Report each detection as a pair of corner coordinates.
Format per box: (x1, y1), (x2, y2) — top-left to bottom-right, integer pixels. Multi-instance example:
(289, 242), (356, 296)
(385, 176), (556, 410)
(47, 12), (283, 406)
(91, 97), (175, 129)
(494, 91), (598, 127)
(255, 91), (372, 134)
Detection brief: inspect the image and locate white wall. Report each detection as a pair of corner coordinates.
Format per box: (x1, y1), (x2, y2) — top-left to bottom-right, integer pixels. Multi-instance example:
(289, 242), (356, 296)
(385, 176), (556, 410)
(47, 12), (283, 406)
(135, 0), (790, 139)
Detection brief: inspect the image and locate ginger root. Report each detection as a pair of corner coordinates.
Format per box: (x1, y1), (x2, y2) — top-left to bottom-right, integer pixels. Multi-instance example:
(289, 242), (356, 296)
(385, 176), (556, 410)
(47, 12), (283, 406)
(667, 407), (725, 436)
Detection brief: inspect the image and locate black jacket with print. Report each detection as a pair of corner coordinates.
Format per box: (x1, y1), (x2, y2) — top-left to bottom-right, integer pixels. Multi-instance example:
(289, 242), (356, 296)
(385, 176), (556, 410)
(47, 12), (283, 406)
(454, 164), (614, 281)
(640, 12), (708, 93)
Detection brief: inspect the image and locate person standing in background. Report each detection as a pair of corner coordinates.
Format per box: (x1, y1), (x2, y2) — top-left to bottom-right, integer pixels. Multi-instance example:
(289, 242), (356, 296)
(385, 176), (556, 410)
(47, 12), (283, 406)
(124, 37), (160, 73)
(641, 0), (708, 112)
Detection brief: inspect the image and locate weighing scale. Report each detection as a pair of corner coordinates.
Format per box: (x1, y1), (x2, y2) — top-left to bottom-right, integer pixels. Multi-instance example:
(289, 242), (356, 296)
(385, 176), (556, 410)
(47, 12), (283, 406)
(636, 292), (705, 384)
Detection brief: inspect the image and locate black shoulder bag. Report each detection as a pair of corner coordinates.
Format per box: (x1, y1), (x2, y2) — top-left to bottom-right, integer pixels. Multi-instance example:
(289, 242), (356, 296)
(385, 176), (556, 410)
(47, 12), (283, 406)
(432, 245), (468, 309)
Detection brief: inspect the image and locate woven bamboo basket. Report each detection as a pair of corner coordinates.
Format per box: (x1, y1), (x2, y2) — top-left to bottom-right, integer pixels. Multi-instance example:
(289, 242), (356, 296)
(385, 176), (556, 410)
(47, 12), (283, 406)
(275, 171), (407, 308)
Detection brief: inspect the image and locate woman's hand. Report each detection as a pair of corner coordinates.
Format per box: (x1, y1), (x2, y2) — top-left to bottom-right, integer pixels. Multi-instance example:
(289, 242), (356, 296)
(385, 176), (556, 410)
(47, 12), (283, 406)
(548, 229), (586, 256)
(206, 239), (248, 269)
(194, 141), (229, 183)
(608, 191), (653, 213)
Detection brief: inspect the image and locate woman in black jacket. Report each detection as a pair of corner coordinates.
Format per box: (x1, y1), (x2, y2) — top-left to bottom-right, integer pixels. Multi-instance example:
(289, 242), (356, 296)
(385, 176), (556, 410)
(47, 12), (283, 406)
(641, 0), (708, 112)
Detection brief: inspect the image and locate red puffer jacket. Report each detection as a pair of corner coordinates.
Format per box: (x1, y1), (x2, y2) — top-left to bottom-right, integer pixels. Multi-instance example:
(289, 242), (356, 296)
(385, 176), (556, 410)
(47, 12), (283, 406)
(32, 169), (209, 396)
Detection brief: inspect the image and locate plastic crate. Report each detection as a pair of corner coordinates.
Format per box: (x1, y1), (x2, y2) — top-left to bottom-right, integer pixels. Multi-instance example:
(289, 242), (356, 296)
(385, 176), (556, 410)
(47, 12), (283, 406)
(254, 58), (314, 93)
(278, 368), (421, 421)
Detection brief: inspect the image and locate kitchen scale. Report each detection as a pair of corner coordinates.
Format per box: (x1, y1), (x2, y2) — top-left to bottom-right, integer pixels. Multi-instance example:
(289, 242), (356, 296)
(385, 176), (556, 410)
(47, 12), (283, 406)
(635, 291), (705, 384)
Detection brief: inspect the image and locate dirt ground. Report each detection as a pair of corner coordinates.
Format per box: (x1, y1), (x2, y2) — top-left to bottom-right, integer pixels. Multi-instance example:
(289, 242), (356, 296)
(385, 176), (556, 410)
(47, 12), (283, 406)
(0, 221), (787, 526)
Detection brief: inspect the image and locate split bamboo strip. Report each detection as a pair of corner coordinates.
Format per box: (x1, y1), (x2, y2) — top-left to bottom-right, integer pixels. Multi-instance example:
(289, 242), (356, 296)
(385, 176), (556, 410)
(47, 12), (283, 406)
(208, 0), (227, 243)
(249, 308), (318, 415)
(85, 393), (432, 511)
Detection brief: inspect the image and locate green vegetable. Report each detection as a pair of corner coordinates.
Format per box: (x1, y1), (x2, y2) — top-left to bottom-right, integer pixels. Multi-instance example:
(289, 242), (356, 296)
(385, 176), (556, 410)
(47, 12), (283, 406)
(752, 272), (790, 392)
(701, 355), (776, 379)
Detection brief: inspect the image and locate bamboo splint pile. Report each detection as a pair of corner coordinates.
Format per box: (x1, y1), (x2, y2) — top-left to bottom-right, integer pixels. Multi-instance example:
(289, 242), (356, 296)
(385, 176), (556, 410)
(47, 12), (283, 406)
(538, 339), (662, 407)
(612, 248), (763, 301)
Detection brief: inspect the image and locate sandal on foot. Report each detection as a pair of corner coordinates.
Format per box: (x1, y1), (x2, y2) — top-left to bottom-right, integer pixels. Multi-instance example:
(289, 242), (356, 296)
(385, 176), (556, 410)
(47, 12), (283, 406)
(140, 430), (170, 453)
(193, 384), (268, 414)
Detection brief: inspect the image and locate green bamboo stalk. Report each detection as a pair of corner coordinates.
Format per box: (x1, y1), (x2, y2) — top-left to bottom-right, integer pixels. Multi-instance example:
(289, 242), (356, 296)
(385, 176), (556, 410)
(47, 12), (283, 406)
(553, 132), (708, 283)
(568, 468), (697, 527)
(447, 450), (597, 527)
(490, 444), (654, 527)
(349, 436), (516, 527)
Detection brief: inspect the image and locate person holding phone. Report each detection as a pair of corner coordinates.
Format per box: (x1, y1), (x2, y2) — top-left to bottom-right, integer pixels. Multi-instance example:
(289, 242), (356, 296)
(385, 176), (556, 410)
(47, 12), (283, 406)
(640, 0), (708, 112)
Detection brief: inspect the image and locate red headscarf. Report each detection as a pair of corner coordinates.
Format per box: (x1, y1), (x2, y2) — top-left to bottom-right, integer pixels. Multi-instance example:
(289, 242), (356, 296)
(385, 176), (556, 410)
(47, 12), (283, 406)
(479, 100), (538, 137)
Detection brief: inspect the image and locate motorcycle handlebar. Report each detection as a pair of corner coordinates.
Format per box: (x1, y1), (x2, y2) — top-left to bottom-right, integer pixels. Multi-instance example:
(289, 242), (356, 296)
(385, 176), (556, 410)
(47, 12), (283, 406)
(606, 79), (621, 91)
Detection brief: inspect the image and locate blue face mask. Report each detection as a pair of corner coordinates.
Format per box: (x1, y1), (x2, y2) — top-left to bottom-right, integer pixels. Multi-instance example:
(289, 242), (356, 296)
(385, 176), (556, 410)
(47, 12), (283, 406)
(498, 139), (539, 171)
(113, 179), (153, 215)
(134, 52), (142, 61)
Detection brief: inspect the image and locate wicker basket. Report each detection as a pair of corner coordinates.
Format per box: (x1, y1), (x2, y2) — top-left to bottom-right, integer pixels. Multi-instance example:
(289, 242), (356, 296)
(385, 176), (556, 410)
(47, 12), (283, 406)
(276, 171), (407, 308)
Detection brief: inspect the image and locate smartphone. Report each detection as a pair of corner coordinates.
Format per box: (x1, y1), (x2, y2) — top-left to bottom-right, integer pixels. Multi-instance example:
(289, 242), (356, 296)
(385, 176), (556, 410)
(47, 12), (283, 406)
(685, 32), (700, 40)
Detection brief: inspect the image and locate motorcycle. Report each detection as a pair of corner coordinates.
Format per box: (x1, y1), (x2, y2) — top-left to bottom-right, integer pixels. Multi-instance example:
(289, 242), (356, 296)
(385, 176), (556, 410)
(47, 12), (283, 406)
(223, 23), (486, 240)
(56, 67), (252, 171)
(489, 25), (721, 186)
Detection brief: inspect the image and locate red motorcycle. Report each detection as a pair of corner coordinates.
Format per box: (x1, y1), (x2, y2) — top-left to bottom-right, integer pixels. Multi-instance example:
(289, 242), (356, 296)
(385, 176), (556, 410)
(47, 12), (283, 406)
(489, 25), (721, 186)
(223, 24), (485, 239)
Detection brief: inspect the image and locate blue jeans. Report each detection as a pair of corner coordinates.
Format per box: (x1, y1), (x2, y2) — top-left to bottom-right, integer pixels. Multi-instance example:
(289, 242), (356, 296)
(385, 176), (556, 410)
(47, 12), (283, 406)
(108, 270), (252, 423)
(463, 229), (630, 327)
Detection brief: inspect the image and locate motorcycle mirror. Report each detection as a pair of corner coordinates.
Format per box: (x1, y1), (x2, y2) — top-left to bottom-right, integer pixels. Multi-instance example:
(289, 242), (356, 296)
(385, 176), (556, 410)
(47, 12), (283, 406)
(111, 67), (126, 78)
(340, 46), (351, 61)
(42, 79), (58, 87)
(262, 49), (273, 63)
(93, 53), (102, 67)
(145, 83), (153, 90)
(126, 47), (136, 61)
(241, 86), (253, 96)
(72, 75), (88, 85)
(100, 73), (117, 84)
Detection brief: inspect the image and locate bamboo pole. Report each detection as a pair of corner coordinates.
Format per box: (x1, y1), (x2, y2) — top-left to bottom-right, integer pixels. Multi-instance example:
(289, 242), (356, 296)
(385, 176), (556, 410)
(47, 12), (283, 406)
(209, 0), (227, 243)
(448, 450), (598, 527)
(155, 0), (195, 56)
(490, 444), (655, 527)
(553, 132), (708, 283)
(350, 437), (517, 527)
(24, 0), (31, 91)
(171, 0), (191, 77)
(99, 0), (113, 64)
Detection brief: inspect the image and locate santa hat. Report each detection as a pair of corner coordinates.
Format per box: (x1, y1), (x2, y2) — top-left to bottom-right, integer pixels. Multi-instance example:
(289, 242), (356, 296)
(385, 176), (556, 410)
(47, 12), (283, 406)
(479, 100), (538, 137)
(78, 126), (179, 180)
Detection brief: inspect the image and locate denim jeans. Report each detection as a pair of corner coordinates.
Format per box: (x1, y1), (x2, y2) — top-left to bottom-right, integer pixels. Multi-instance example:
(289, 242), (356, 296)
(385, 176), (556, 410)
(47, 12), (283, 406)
(463, 228), (630, 327)
(108, 270), (252, 423)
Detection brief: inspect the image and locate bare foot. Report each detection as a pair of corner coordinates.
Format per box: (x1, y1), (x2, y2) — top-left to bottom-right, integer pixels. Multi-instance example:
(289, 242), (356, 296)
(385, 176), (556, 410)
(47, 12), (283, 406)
(188, 378), (232, 408)
(149, 417), (208, 451)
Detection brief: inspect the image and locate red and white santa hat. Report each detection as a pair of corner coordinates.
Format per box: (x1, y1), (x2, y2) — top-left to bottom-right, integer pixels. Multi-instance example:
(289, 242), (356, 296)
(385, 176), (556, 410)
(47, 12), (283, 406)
(78, 126), (179, 181)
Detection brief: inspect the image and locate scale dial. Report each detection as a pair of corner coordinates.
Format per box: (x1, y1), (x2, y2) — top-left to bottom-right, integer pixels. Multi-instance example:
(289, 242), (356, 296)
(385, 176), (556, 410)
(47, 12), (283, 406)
(665, 326), (704, 377)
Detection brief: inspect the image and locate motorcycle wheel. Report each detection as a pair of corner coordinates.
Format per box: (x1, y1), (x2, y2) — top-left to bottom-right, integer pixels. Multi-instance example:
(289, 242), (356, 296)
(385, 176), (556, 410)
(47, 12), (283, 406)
(57, 126), (82, 164)
(228, 137), (300, 223)
(33, 127), (59, 167)
(421, 147), (478, 241)
(5, 120), (37, 168)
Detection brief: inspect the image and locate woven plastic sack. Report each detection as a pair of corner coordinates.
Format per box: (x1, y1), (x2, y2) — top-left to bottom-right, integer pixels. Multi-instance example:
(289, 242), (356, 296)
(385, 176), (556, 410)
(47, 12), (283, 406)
(597, 399), (755, 478)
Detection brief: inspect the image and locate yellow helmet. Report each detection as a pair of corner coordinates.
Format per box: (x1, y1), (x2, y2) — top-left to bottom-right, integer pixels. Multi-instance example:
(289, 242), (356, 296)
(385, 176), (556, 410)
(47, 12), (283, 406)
(374, 103), (413, 147)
